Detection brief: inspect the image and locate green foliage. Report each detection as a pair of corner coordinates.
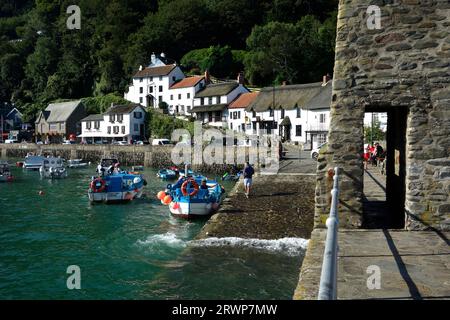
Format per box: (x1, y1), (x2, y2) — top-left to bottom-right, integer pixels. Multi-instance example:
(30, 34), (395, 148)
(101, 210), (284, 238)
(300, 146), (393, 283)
(364, 120), (386, 144)
(81, 94), (129, 115)
(147, 108), (194, 139)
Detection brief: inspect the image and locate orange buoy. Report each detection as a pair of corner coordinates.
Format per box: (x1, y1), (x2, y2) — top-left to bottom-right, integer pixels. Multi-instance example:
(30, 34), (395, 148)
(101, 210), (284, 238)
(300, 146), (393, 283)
(173, 202), (180, 210)
(163, 195), (172, 205)
(157, 191), (166, 200)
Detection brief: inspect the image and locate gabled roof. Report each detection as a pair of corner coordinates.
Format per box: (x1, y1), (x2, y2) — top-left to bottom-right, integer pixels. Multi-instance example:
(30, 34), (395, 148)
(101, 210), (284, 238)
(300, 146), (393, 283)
(104, 104), (144, 115)
(170, 76), (204, 89)
(246, 82), (331, 112)
(44, 100), (83, 122)
(81, 114), (104, 122)
(195, 82), (241, 98)
(228, 92), (259, 109)
(134, 65), (177, 78)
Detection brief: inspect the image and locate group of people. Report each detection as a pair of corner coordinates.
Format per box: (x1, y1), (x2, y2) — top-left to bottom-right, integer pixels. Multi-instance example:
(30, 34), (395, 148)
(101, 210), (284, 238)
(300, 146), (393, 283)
(363, 142), (385, 169)
(96, 162), (122, 176)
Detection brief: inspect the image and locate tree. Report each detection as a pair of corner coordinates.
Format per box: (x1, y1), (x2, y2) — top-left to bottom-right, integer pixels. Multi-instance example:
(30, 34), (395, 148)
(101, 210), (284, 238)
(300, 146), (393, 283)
(364, 119), (385, 144)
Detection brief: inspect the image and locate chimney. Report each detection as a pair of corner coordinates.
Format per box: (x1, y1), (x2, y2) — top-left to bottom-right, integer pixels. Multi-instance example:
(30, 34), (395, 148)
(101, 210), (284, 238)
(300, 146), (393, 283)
(204, 69), (210, 84)
(151, 52), (156, 65)
(237, 72), (244, 85)
(282, 81), (287, 86)
(160, 52), (166, 58)
(139, 65), (143, 71)
(322, 73), (331, 85)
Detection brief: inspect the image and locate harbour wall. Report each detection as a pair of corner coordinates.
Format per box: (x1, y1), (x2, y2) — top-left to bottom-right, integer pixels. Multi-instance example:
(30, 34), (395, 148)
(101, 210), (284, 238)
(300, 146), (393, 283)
(0, 143), (264, 174)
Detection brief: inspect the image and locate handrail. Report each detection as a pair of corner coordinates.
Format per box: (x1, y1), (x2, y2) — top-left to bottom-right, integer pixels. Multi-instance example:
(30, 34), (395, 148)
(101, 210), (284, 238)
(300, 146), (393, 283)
(318, 167), (340, 300)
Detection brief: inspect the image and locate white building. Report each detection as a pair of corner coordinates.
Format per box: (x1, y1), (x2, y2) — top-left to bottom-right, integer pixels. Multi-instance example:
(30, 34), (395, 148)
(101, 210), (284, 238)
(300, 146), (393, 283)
(168, 76), (206, 116)
(227, 91), (259, 133)
(243, 78), (332, 149)
(124, 53), (185, 108)
(189, 76), (249, 128)
(79, 104), (146, 144)
(364, 112), (387, 131)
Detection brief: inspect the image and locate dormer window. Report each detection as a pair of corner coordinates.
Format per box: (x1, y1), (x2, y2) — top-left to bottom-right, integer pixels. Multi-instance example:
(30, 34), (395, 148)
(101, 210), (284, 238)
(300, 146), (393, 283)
(296, 107), (301, 118)
(208, 97), (212, 105)
(201, 98), (204, 106)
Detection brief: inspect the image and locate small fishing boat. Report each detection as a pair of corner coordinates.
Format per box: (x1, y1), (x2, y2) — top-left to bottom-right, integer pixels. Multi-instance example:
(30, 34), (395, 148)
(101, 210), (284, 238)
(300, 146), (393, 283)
(88, 172), (146, 203)
(0, 161), (13, 182)
(23, 154), (46, 170)
(158, 176), (225, 218)
(157, 168), (177, 180)
(67, 159), (88, 168)
(96, 158), (119, 176)
(39, 157), (67, 179)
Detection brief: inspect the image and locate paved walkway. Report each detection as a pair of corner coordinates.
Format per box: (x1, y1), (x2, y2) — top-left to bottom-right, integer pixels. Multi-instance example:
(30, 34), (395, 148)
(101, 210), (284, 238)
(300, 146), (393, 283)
(362, 167), (389, 228)
(277, 145), (317, 174)
(294, 229), (450, 299)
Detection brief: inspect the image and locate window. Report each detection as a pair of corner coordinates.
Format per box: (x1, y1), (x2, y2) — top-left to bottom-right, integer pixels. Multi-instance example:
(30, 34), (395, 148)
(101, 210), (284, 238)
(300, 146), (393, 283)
(201, 98), (204, 105)
(238, 111), (241, 119)
(296, 125), (302, 136)
(170, 95), (173, 100)
(107, 126), (111, 134)
(230, 123), (233, 129)
(139, 97), (143, 104)
(134, 123), (139, 132)
(187, 93), (190, 99)
(117, 114), (123, 122)
(252, 110), (256, 117)
(134, 112), (142, 119)
(320, 114), (326, 123)
(121, 126), (125, 134)
(61, 123), (65, 131)
(150, 76), (153, 81)
(216, 96), (221, 104)
(109, 114), (115, 123)
(158, 96), (163, 102)
(208, 97), (212, 105)
(149, 86), (153, 93)
(178, 94), (181, 100)
(139, 78), (143, 83)
(159, 76), (162, 81)
(94, 121), (100, 129)
(281, 109), (285, 119)
(113, 126), (119, 134)
(172, 76), (176, 82)
(85, 121), (91, 129)
(269, 108), (273, 117)
(159, 85), (163, 92)
(139, 87), (143, 94)
(296, 107), (301, 118)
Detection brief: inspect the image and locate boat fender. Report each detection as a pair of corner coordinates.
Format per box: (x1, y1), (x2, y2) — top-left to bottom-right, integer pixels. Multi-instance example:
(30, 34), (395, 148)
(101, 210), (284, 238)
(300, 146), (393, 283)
(133, 177), (141, 184)
(90, 177), (106, 193)
(181, 179), (199, 197)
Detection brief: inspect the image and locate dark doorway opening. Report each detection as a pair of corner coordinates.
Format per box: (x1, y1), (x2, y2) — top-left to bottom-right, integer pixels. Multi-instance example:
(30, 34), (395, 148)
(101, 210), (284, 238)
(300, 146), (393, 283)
(362, 107), (408, 229)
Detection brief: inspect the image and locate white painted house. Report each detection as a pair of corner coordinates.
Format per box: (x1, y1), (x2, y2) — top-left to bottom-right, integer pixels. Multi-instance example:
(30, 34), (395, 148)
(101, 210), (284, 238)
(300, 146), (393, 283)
(79, 104), (146, 144)
(168, 76), (206, 115)
(227, 91), (259, 133)
(190, 76), (249, 128)
(124, 53), (185, 108)
(244, 78), (332, 149)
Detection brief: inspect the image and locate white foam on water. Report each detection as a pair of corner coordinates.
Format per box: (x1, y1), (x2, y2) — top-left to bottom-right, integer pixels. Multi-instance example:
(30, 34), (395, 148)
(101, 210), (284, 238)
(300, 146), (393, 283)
(136, 232), (187, 249)
(190, 237), (309, 257)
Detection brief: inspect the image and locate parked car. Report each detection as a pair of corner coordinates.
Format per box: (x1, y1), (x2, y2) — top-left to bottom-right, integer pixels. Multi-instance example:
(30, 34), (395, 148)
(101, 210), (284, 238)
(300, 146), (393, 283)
(311, 142), (328, 160)
(5, 139), (19, 144)
(62, 140), (76, 145)
(134, 140), (144, 145)
(36, 141), (44, 145)
(152, 139), (172, 146)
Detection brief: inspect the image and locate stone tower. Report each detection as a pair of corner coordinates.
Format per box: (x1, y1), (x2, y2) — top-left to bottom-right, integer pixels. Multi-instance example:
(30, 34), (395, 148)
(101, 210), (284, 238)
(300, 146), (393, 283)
(315, 0), (450, 231)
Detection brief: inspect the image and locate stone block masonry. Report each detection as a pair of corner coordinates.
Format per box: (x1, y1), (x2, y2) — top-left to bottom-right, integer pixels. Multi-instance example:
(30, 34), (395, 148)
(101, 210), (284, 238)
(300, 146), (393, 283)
(315, 0), (450, 231)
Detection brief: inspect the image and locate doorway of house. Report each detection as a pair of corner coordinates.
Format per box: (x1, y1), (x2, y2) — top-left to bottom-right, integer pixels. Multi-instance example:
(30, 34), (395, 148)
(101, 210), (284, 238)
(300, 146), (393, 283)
(363, 107), (408, 229)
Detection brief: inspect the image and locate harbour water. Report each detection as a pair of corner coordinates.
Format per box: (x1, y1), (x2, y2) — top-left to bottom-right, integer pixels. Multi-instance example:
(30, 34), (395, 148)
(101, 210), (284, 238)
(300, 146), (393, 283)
(0, 160), (307, 299)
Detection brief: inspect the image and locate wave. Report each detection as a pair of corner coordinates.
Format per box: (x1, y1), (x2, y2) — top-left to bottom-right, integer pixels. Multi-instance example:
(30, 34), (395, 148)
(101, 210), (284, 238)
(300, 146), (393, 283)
(190, 237), (309, 257)
(136, 232), (187, 249)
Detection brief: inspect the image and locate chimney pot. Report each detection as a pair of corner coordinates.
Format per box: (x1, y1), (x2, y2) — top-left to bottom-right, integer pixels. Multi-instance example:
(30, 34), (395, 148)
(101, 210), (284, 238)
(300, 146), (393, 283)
(139, 65), (143, 71)
(237, 72), (244, 84)
(204, 69), (210, 84)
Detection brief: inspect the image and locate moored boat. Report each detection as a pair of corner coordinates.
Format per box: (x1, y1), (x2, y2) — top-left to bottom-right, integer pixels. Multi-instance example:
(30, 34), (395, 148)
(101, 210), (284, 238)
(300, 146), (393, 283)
(157, 169), (177, 180)
(0, 161), (13, 182)
(88, 172), (146, 203)
(96, 158), (119, 176)
(67, 159), (88, 168)
(158, 176), (225, 218)
(39, 157), (67, 179)
(178, 169), (194, 178)
(23, 154), (46, 170)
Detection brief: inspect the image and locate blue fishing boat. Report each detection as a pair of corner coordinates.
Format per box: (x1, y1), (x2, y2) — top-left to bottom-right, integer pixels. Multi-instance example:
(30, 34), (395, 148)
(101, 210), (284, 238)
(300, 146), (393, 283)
(157, 168), (177, 180)
(159, 176), (225, 218)
(178, 169), (194, 178)
(88, 172), (146, 203)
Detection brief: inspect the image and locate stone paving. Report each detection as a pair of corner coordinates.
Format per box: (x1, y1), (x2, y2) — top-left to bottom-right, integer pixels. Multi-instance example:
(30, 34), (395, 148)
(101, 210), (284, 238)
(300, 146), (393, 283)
(276, 145), (318, 174)
(362, 167), (389, 228)
(294, 229), (450, 300)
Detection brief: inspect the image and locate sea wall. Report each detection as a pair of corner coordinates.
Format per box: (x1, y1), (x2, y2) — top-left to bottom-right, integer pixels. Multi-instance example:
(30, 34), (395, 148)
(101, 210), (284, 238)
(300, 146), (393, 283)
(0, 143), (266, 174)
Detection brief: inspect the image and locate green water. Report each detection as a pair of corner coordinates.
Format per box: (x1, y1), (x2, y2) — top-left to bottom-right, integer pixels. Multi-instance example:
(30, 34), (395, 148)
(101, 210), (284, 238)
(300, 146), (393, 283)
(0, 161), (306, 299)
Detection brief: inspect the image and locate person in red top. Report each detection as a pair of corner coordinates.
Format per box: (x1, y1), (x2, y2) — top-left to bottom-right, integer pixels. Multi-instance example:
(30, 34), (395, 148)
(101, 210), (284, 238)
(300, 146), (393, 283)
(363, 144), (371, 169)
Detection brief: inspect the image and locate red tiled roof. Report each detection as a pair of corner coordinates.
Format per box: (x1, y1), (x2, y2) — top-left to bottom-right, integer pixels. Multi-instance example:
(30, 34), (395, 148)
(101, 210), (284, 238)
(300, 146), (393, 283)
(170, 76), (204, 89)
(228, 92), (259, 109)
(134, 65), (176, 78)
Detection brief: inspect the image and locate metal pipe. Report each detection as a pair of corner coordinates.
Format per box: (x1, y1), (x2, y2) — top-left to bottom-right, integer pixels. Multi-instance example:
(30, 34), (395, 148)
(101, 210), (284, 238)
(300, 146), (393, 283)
(318, 167), (340, 300)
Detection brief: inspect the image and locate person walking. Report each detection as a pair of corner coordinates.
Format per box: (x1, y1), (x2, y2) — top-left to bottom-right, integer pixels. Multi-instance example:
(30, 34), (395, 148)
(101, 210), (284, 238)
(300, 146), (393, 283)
(243, 161), (254, 198)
